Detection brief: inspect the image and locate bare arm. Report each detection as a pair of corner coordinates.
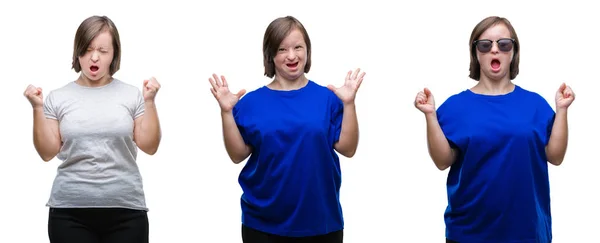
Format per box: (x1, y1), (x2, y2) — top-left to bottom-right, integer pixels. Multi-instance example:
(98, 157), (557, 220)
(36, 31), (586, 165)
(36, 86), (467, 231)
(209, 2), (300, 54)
(334, 103), (359, 158)
(32, 107), (61, 162)
(133, 100), (162, 155)
(546, 109), (568, 166)
(425, 113), (457, 171)
(222, 111), (251, 163)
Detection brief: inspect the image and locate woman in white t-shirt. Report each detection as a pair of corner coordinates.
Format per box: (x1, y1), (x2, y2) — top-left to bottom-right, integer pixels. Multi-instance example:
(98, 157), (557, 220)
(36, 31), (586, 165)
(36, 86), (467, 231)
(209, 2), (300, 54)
(22, 15), (162, 243)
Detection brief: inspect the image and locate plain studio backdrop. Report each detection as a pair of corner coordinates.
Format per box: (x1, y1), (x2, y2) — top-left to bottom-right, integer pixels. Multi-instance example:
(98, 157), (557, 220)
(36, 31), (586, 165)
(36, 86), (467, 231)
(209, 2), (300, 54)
(0, 0), (598, 242)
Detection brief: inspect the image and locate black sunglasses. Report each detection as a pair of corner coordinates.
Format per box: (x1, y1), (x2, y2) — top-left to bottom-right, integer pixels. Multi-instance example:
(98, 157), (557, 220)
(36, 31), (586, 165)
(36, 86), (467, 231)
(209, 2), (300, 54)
(473, 38), (515, 53)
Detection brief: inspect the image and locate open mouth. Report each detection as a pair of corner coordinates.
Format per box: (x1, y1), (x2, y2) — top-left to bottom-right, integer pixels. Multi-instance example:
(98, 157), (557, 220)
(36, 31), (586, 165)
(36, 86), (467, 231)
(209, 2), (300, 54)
(90, 65), (99, 72)
(491, 59), (501, 71)
(286, 62), (299, 68)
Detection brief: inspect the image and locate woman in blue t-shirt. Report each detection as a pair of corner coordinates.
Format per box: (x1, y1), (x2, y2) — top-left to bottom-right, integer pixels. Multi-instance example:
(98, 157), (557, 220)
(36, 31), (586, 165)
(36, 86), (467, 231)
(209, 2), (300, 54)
(414, 16), (575, 243)
(208, 16), (365, 243)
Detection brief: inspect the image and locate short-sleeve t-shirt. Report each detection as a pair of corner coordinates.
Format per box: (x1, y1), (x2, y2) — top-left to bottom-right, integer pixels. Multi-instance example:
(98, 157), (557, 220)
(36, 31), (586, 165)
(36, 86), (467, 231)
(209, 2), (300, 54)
(436, 85), (556, 243)
(232, 80), (344, 237)
(43, 79), (148, 211)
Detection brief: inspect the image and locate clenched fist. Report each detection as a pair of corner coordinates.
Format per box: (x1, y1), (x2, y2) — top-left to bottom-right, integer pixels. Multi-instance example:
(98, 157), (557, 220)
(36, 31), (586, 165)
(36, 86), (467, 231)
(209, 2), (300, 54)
(555, 83), (575, 111)
(414, 88), (436, 115)
(24, 84), (44, 108)
(143, 77), (161, 101)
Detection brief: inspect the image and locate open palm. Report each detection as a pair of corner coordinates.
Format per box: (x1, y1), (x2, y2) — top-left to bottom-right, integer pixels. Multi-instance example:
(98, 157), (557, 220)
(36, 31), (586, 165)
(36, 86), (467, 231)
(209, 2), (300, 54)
(327, 68), (366, 104)
(209, 74), (246, 112)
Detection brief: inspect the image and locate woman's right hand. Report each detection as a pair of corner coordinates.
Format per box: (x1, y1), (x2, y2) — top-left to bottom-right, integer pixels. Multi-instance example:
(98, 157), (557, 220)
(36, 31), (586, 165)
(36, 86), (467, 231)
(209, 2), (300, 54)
(414, 87), (435, 115)
(209, 74), (246, 113)
(24, 84), (44, 109)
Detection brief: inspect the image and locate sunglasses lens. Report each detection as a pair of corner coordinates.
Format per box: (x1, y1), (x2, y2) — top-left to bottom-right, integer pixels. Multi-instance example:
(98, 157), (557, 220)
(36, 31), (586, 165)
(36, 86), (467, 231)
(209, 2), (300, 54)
(476, 41), (492, 53)
(498, 39), (514, 52)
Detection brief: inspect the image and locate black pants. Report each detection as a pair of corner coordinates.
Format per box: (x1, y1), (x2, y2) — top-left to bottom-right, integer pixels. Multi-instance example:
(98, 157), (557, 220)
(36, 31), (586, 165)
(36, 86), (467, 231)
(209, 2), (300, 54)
(446, 239), (459, 243)
(48, 207), (149, 243)
(242, 225), (343, 243)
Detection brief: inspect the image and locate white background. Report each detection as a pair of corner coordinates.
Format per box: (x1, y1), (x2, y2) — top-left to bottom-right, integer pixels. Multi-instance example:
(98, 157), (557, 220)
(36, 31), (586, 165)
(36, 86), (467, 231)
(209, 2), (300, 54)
(1, 0), (598, 242)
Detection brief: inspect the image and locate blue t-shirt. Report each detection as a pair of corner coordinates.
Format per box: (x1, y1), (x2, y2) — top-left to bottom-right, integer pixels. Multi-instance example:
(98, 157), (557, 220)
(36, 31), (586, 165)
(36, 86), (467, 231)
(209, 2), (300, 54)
(232, 80), (344, 237)
(437, 85), (556, 243)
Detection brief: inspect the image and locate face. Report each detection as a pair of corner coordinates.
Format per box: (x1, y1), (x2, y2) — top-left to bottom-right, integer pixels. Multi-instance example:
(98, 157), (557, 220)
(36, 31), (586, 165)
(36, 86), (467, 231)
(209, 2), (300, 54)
(273, 28), (307, 81)
(474, 23), (515, 81)
(78, 31), (114, 81)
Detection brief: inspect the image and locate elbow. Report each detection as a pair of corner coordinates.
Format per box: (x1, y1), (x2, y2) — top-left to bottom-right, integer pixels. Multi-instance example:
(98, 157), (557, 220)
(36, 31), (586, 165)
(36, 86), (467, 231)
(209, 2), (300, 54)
(546, 146), (566, 166)
(339, 149), (356, 158)
(334, 141), (357, 158)
(229, 154), (247, 164)
(38, 147), (59, 162)
(432, 156), (453, 171)
(138, 143), (159, 156)
(435, 162), (451, 171)
(41, 155), (54, 162)
(230, 157), (244, 164)
(548, 156), (564, 166)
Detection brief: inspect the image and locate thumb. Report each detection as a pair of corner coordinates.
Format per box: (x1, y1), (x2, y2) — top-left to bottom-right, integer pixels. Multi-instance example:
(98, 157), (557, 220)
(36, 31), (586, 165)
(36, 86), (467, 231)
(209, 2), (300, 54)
(424, 87), (432, 97)
(558, 83), (566, 92)
(36, 87), (42, 95)
(235, 89), (247, 98)
(143, 80), (149, 87)
(327, 85), (337, 92)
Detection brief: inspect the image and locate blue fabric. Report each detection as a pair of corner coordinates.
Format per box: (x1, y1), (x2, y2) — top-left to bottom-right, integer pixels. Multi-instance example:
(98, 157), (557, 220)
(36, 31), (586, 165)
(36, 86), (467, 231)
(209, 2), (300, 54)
(233, 80), (344, 237)
(437, 85), (556, 243)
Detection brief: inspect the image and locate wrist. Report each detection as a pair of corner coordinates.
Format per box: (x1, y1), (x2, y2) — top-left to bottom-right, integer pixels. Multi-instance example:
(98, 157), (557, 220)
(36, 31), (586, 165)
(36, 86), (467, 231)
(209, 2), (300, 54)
(425, 112), (437, 120)
(32, 105), (44, 112)
(556, 107), (568, 116)
(144, 99), (156, 106)
(221, 110), (233, 116)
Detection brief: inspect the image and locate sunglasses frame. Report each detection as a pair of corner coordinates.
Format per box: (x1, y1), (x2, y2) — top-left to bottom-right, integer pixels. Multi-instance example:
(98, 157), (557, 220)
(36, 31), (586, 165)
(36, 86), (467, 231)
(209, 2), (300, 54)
(473, 38), (516, 53)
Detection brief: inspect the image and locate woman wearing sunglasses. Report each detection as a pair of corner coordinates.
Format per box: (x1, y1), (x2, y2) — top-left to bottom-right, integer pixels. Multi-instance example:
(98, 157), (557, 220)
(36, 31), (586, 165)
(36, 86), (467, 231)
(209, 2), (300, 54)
(414, 16), (575, 243)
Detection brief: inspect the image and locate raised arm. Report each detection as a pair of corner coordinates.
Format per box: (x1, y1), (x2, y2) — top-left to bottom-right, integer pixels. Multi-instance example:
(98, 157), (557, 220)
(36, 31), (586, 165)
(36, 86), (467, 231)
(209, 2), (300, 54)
(328, 68), (365, 158)
(24, 85), (62, 162)
(546, 83), (575, 166)
(415, 88), (457, 170)
(134, 77), (162, 155)
(209, 74), (251, 164)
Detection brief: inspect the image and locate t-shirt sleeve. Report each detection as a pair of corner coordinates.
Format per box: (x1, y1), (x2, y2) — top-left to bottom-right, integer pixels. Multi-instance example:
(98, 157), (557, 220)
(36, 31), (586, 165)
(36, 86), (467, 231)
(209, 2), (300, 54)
(540, 99), (556, 145)
(436, 97), (461, 150)
(43, 91), (59, 120)
(329, 94), (344, 145)
(134, 89), (145, 119)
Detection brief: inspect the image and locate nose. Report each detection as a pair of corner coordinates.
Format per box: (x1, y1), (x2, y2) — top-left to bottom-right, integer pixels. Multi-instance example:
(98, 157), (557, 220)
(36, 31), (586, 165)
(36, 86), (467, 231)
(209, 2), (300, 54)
(285, 49), (296, 60)
(91, 50), (100, 62)
(490, 42), (500, 54)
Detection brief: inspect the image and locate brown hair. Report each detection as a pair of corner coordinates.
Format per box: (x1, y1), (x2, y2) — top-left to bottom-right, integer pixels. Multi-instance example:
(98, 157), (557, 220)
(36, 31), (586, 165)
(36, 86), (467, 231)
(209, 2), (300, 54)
(72, 15), (121, 76)
(468, 16), (520, 81)
(263, 16), (312, 78)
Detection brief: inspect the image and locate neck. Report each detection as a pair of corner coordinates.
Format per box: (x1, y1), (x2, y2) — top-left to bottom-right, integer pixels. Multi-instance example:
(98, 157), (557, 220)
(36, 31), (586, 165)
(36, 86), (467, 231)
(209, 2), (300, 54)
(268, 74), (308, 91)
(77, 74), (113, 87)
(472, 76), (514, 95)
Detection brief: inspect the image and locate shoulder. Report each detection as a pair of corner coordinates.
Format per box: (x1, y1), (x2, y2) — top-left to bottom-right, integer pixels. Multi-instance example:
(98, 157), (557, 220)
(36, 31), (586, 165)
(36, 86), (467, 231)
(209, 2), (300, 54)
(437, 89), (471, 114)
(111, 79), (142, 94)
(307, 80), (341, 104)
(515, 85), (553, 109)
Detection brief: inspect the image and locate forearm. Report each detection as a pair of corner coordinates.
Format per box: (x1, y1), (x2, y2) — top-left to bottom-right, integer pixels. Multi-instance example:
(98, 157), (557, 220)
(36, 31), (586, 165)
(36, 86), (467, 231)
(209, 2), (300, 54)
(546, 109), (568, 166)
(32, 107), (60, 161)
(335, 103), (359, 157)
(137, 101), (162, 155)
(221, 111), (251, 163)
(425, 113), (456, 170)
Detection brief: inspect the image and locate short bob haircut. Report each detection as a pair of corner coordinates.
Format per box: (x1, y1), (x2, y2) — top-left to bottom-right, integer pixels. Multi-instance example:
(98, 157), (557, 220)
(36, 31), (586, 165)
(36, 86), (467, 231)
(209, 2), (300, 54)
(263, 16), (312, 78)
(72, 15), (121, 76)
(468, 16), (520, 81)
